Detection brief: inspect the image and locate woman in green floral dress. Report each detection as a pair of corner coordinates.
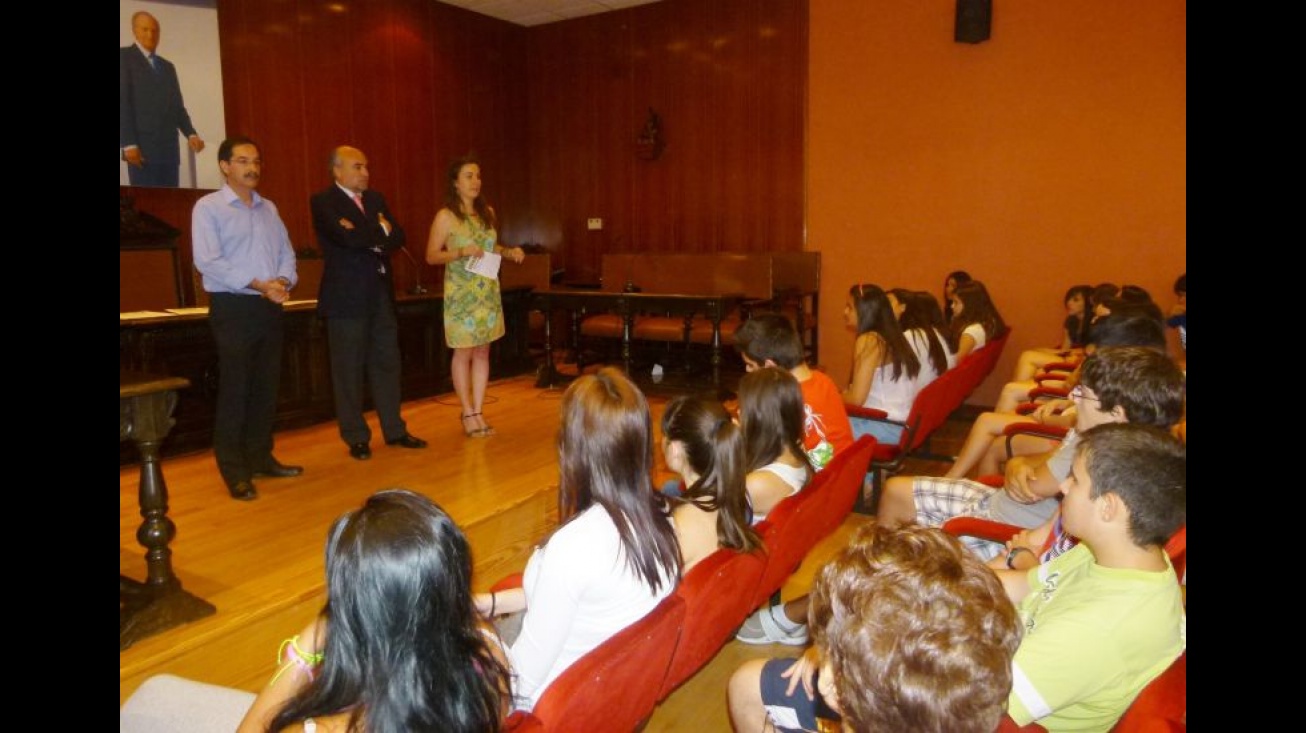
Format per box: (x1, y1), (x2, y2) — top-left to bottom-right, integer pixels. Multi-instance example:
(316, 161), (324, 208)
(425, 155), (525, 437)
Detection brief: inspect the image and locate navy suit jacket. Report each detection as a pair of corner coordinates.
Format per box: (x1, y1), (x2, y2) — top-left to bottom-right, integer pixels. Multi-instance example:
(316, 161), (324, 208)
(119, 45), (196, 169)
(311, 185), (406, 318)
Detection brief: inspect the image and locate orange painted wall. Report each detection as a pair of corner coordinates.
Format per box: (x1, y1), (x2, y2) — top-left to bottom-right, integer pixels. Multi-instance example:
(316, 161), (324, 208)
(807, 1), (1186, 406)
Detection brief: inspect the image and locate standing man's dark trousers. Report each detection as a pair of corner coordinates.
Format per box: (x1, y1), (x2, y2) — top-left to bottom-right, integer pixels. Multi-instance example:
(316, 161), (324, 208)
(325, 288), (407, 446)
(208, 293), (285, 487)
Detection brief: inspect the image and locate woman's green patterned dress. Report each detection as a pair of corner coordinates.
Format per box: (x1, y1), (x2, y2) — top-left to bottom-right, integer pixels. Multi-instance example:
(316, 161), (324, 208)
(442, 214), (504, 348)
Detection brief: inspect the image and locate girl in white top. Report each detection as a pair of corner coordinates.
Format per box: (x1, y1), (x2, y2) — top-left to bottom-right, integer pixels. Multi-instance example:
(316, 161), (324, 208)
(473, 368), (681, 713)
(889, 288), (956, 378)
(661, 395), (762, 574)
(737, 366), (813, 524)
(840, 283), (925, 447)
(948, 280), (1007, 361)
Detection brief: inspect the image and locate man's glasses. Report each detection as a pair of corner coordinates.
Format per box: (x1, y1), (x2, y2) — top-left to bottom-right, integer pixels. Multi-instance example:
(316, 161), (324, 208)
(1069, 384), (1098, 402)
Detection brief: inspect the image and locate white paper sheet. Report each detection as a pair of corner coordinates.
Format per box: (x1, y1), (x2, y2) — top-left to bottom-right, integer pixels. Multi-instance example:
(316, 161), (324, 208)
(467, 251), (502, 280)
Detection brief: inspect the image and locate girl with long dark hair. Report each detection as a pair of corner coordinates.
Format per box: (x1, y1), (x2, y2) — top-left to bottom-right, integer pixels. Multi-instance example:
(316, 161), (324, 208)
(661, 395), (761, 573)
(474, 367), (681, 712)
(238, 489), (510, 733)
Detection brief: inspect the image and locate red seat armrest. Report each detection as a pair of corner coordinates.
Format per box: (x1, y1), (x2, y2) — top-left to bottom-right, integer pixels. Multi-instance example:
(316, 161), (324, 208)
(941, 515), (1020, 543)
(1027, 386), (1069, 402)
(490, 572), (525, 593)
(845, 403), (889, 421)
(1002, 422), (1069, 442)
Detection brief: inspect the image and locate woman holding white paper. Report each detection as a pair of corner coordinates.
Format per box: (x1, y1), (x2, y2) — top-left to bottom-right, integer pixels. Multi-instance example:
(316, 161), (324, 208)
(426, 155), (525, 438)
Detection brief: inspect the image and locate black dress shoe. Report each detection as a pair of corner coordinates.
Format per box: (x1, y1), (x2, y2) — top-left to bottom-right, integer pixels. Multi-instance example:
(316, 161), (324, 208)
(385, 433), (428, 449)
(349, 442), (372, 460)
(252, 460), (304, 478)
(228, 480), (258, 501)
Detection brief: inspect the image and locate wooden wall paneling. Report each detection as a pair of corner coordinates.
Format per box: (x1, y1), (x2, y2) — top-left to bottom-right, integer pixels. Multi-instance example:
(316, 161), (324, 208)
(524, 0), (806, 282)
(595, 14), (635, 262)
(143, 0), (532, 309)
(389, 0), (439, 295)
(230, 0), (313, 255)
(466, 13), (530, 248)
(293, 0), (357, 278)
(526, 19), (598, 281)
(765, 0), (807, 254)
(522, 28), (566, 274)
(492, 19), (533, 250)
(128, 0), (800, 311)
(626, 4), (666, 255)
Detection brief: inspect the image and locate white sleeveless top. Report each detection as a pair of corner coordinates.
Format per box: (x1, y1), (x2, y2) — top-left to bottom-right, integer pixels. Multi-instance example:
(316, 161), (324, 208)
(750, 461), (810, 524)
(861, 332), (933, 423)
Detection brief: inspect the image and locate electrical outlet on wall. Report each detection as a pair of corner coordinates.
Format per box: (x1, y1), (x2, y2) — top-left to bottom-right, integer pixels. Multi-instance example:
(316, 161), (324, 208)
(587, 218), (603, 230)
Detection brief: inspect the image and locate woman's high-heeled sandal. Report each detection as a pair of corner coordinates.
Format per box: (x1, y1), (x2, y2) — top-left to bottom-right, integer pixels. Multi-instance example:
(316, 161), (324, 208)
(460, 413), (485, 438)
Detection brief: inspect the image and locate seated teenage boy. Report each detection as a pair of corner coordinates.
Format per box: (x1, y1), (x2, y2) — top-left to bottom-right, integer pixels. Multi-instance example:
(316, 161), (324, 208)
(876, 345), (1185, 561)
(728, 523), (1022, 733)
(733, 313), (854, 471)
(738, 345), (1183, 646)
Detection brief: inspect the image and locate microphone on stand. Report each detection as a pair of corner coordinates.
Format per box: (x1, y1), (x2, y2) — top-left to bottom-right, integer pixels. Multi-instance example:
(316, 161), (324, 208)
(394, 246), (429, 295)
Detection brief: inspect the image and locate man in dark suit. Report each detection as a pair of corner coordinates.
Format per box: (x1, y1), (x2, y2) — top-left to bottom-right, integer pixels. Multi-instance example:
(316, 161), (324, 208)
(120, 10), (204, 187)
(312, 146), (427, 460)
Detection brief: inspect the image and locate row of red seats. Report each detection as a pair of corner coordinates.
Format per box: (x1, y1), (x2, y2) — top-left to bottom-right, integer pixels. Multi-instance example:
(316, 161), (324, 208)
(497, 436), (878, 732)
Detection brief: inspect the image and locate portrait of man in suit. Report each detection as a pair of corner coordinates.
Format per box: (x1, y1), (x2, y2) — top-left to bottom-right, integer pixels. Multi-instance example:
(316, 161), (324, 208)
(119, 1), (225, 189)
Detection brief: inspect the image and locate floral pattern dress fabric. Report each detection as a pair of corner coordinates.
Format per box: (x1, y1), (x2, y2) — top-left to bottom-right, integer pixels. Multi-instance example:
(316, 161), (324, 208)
(442, 215), (505, 348)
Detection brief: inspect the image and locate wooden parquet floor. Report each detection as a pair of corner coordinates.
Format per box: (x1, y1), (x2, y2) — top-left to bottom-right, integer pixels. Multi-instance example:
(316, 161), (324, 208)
(120, 366), (984, 728)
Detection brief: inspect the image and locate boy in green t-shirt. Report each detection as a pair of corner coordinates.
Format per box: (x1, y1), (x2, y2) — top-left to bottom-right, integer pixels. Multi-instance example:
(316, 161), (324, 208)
(996, 422), (1185, 730)
(728, 422), (1185, 733)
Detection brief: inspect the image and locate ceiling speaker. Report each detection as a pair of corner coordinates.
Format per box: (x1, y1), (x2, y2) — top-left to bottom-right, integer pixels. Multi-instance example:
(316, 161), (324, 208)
(955, 0), (992, 44)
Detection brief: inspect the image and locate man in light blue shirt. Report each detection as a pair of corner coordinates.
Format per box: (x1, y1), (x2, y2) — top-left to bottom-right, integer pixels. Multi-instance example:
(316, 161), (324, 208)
(192, 136), (300, 500)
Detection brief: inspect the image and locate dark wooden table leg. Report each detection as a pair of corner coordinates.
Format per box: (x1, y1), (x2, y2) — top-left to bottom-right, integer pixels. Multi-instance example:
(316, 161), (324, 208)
(536, 300), (558, 387)
(571, 309), (585, 377)
(621, 307), (634, 377)
(711, 314), (726, 398)
(121, 379), (216, 651)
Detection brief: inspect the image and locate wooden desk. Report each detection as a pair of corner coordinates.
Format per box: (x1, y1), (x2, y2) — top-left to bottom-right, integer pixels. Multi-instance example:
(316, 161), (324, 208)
(120, 370), (215, 651)
(531, 290), (743, 396)
(119, 287), (535, 465)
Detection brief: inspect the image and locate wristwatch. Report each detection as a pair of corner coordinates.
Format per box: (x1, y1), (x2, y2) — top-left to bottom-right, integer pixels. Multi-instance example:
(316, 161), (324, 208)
(1005, 546), (1035, 569)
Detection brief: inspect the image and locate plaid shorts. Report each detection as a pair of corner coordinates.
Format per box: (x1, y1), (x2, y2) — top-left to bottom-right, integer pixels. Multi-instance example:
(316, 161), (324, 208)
(911, 477), (1005, 561)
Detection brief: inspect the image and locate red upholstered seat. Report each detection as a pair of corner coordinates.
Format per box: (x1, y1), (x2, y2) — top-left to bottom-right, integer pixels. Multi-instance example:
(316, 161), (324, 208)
(500, 593), (687, 733)
(658, 547), (767, 701)
(751, 477), (828, 611)
(750, 437), (874, 609)
(992, 653), (1186, 733)
(811, 436), (876, 538)
(632, 314), (694, 342)
(1001, 421), (1069, 459)
(578, 313), (624, 339)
